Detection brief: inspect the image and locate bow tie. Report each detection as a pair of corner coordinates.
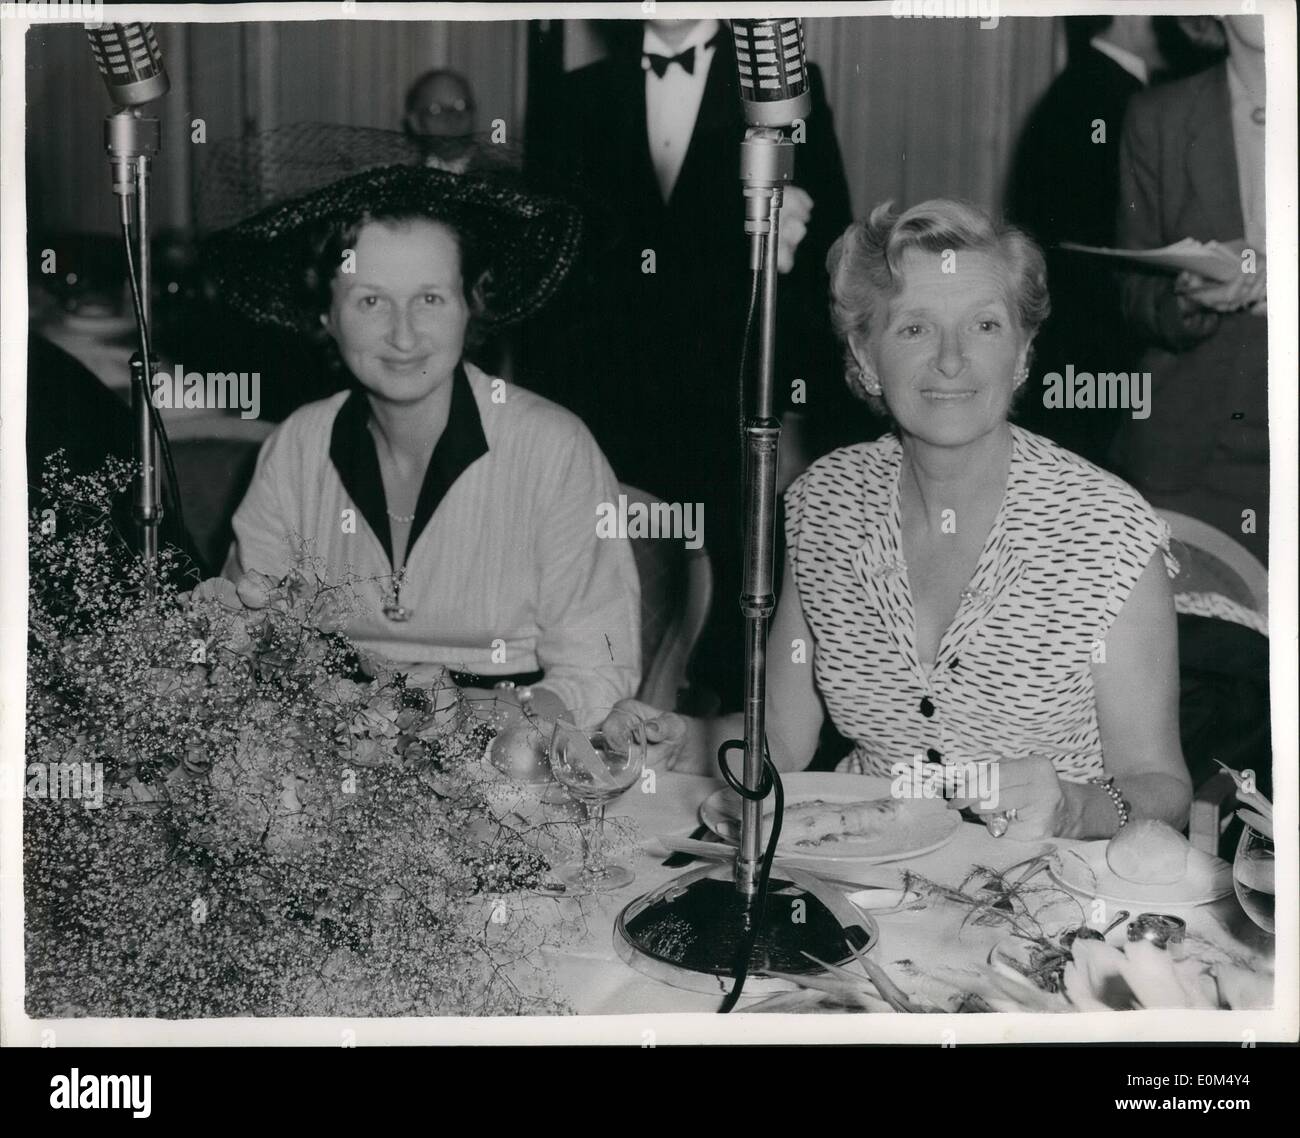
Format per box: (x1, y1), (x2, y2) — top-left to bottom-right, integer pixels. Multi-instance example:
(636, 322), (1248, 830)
(643, 45), (697, 78)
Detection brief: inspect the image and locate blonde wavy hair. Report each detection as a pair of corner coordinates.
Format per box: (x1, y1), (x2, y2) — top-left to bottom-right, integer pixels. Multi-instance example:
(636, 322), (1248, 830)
(826, 198), (1050, 416)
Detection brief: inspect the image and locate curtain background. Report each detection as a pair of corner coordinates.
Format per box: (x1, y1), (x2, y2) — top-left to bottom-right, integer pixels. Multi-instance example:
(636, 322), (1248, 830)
(804, 15), (1062, 215)
(25, 15), (1061, 237)
(24, 18), (529, 237)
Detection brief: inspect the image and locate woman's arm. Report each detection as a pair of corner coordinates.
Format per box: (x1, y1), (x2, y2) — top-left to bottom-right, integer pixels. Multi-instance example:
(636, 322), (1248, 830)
(531, 428), (641, 712)
(761, 551), (827, 771)
(1074, 550), (1193, 837)
(223, 424), (299, 582)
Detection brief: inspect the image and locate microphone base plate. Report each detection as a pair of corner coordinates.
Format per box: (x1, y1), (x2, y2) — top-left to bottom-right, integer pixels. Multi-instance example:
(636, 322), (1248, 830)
(613, 862), (878, 998)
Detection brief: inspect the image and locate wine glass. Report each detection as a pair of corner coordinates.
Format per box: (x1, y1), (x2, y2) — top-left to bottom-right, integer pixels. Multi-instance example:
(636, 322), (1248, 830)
(548, 706), (645, 893)
(1233, 821), (1275, 934)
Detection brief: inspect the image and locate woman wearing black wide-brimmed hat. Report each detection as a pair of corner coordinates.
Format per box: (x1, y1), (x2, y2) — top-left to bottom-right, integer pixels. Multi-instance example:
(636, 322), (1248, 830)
(204, 124), (640, 715)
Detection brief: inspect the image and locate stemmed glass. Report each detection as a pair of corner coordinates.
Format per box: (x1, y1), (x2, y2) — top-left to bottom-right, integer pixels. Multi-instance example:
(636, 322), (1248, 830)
(1233, 821), (1275, 934)
(548, 706), (645, 893)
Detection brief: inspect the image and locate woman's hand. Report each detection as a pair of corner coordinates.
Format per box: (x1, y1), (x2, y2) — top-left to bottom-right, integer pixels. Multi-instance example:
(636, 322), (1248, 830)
(185, 576), (245, 611)
(233, 569), (283, 610)
(950, 756), (1069, 841)
(614, 698), (692, 771)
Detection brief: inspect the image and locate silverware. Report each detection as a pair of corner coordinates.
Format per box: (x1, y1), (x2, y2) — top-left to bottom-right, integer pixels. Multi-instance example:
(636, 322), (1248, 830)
(661, 823), (712, 867)
(1060, 909), (1129, 948)
(652, 835), (902, 892)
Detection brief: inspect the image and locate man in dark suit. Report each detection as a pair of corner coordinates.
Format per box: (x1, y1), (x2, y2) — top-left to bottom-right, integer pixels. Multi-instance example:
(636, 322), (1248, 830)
(1006, 15), (1169, 465)
(1111, 14), (1270, 828)
(1110, 15), (1267, 565)
(523, 18), (853, 710)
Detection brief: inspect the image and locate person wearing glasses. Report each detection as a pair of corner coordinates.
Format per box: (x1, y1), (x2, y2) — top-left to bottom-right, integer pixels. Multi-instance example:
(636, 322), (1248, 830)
(402, 68), (479, 174)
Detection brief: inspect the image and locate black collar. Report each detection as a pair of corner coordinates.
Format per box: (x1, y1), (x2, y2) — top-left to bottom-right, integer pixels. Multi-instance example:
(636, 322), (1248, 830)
(328, 363), (488, 567)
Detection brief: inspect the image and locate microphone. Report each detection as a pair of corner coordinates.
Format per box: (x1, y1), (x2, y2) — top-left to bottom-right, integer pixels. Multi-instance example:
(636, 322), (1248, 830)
(85, 22), (170, 108)
(86, 23), (168, 199)
(85, 23), (173, 569)
(617, 16), (872, 1007)
(730, 18), (811, 128)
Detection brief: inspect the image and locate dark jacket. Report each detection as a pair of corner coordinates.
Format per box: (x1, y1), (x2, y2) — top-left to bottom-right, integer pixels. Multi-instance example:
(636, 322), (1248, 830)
(1109, 63), (1268, 560)
(522, 35), (855, 509)
(1006, 45), (1148, 464)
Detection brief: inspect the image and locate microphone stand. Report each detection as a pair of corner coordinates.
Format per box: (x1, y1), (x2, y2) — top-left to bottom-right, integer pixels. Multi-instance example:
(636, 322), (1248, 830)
(732, 126), (789, 899)
(614, 126), (874, 1000)
(106, 107), (163, 583)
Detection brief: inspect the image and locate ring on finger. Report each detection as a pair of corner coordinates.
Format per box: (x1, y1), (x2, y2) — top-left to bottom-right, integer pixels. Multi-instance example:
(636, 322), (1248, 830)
(985, 807), (1019, 838)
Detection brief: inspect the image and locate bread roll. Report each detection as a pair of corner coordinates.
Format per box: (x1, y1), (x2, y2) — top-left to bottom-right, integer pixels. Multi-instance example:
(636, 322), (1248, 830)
(1105, 819), (1190, 884)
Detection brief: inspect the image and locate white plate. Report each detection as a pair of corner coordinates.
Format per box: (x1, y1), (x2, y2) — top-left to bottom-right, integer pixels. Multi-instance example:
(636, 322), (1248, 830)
(1050, 841), (1233, 907)
(699, 773), (960, 864)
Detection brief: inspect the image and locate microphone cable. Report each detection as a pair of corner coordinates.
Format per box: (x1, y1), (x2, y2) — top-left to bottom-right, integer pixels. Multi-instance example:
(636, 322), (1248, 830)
(719, 205), (784, 1015)
(715, 736), (785, 1013)
(737, 266), (762, 448)
(118, 198), (187, 554)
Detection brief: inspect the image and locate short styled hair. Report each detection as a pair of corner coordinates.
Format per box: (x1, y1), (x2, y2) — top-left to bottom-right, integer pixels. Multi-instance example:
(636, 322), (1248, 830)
(826, 198), (1050, 415)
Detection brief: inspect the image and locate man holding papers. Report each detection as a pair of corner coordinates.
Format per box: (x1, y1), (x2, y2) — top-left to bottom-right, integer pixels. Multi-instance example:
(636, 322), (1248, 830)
(1110, 14), (1268, 564)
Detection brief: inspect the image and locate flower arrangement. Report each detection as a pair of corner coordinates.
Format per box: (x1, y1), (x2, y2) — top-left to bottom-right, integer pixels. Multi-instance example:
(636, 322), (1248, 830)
(25, 455), (571, 1018)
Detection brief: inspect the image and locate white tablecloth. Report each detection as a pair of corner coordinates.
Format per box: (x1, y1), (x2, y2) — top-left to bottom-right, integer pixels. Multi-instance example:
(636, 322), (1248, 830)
(522, 772), (1272, 1015)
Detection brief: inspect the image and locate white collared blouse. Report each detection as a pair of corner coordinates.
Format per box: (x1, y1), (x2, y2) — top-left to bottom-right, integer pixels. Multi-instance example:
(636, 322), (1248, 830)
(784, 425), (1177, 781)
(226, 364), (641, 710)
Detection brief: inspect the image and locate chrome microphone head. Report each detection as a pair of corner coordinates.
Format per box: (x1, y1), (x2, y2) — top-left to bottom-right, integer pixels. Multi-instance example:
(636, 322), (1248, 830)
(86, 23), (170, 108)
(731, 18), (812, 128)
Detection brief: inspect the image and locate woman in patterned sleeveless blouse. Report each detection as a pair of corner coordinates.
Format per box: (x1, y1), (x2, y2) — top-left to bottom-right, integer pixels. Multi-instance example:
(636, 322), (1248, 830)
(622, 199), (1192, 841)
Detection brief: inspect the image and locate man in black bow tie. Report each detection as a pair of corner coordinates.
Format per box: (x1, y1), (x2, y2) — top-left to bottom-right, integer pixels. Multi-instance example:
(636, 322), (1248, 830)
(523, 18), (853, 711)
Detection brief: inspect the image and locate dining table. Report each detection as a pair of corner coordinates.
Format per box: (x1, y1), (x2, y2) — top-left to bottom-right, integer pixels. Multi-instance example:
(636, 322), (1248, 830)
(512, 770), (1274, 1017)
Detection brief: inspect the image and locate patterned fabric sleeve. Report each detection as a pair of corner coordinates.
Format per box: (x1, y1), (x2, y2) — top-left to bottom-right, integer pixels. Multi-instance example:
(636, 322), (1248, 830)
(1100, 496), (1178, 636)
(783, 468), (810, 582)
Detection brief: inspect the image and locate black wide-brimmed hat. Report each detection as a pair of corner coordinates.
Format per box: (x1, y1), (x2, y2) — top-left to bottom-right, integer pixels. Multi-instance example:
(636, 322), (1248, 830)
(199, 123), (583, 334)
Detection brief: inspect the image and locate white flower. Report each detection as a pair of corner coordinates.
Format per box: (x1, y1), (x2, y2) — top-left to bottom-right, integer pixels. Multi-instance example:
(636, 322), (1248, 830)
(1063, 939), (1221, 1011)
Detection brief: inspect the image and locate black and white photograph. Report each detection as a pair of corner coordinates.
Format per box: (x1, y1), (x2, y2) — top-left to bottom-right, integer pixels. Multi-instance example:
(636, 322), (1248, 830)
(1, 0), (1295, 1061)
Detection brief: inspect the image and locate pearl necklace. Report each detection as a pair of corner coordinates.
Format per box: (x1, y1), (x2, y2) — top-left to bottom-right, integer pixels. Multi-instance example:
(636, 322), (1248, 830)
(386, 509), (416, 525)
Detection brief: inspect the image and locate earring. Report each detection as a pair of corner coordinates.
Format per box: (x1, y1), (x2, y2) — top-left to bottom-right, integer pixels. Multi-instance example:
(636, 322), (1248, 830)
(1013, 364), (1029, 387)
(860, 369), (883, 396)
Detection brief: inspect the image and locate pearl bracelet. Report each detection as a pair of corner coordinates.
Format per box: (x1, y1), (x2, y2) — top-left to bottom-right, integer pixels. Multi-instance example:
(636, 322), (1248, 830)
(1090, 775), (1131, 829)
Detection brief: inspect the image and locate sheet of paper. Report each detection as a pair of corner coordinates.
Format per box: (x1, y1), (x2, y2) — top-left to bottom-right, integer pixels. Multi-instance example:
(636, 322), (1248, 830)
(1058, 238), (1244, 283)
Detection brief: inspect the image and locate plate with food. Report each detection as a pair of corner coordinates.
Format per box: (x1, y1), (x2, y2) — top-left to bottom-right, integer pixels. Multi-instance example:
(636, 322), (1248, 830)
(699, 773), (960, 863)
(1050, 819), (1233, 906)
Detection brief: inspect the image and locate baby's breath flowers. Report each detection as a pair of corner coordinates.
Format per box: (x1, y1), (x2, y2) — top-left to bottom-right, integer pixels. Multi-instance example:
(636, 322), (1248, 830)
(25, 456), (571, 1018)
